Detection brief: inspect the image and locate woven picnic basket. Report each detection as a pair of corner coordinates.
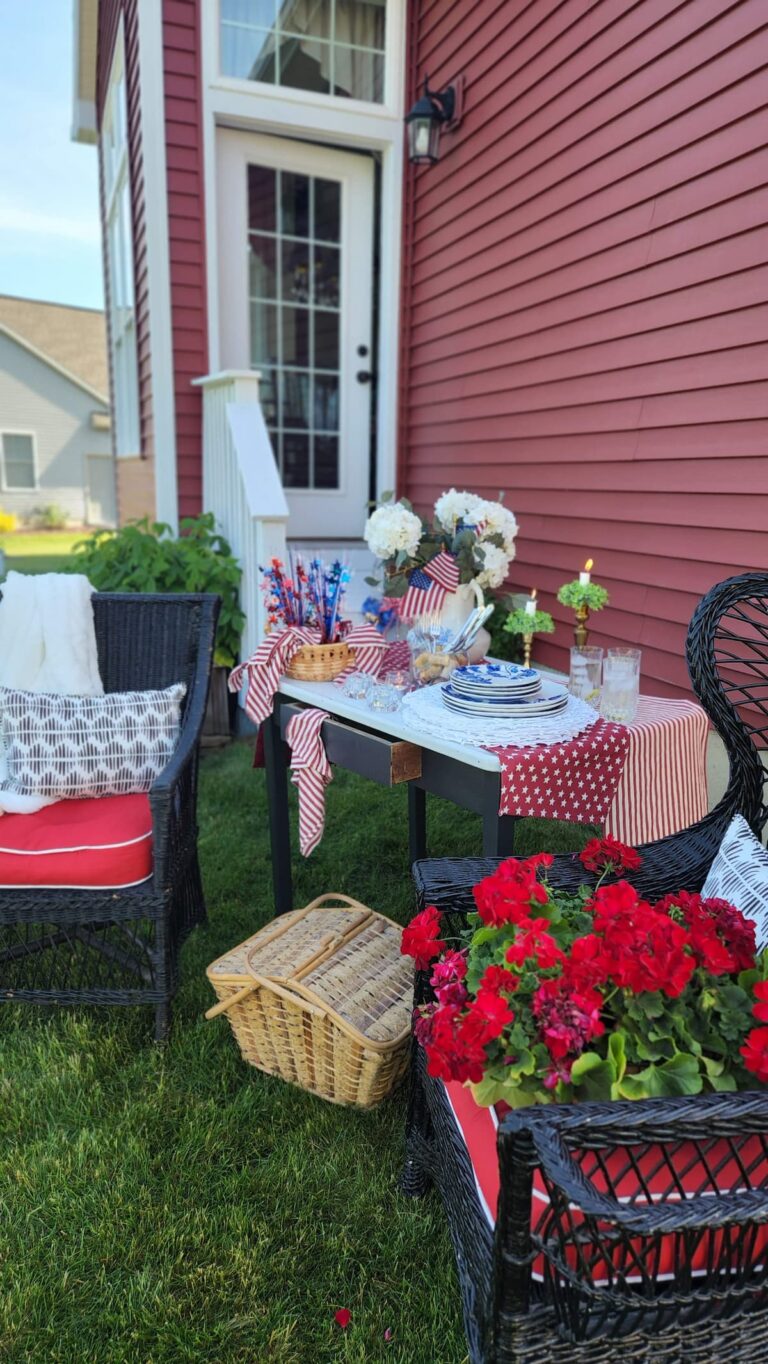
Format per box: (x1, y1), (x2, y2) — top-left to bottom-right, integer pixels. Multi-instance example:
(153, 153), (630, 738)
(205, 894), (413, 1108)
(285, 641), (354, 681)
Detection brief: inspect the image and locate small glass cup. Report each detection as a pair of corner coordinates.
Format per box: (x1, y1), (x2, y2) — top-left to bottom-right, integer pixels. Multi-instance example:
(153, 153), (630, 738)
(367, 682), (402, 713)
(384, 668), (411, 696)
(601, 648), (641, 724)
(342, 670), (374, 702)
(569, 646), (603, 705)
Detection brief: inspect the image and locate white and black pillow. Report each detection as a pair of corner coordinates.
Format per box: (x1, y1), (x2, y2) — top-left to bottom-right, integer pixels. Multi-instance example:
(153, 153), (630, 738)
(702, 814), (768, 950)
(0, 684), (186, 799)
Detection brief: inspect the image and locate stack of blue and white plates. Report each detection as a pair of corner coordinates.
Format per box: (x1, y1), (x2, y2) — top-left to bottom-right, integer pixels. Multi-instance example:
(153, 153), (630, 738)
(442, 661), (569, 717)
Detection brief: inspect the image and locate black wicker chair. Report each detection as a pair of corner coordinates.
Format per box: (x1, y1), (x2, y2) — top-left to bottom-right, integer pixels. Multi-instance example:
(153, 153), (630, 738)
(0, 592), (219, 1040)
(403, 574), (768, 1361)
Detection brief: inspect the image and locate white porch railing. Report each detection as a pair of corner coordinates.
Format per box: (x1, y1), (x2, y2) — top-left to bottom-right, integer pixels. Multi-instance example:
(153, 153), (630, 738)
(192, 371), (288, 662)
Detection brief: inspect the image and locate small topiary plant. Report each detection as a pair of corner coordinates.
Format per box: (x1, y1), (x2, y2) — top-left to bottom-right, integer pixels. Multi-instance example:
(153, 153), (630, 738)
(68, 513), (245, 666)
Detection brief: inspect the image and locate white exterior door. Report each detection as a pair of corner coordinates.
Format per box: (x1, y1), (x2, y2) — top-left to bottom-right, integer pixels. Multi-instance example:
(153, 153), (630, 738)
(217, 129), (374, 539)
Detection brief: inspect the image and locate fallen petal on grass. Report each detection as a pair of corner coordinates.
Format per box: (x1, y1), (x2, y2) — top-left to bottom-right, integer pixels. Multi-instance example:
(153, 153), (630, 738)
(334, 1308), (352, 1329)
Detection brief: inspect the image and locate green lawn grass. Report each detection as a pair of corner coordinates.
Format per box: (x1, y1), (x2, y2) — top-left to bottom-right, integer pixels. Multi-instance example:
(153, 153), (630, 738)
(1, 530), (86, 575)
(0, 743), (595, 1364)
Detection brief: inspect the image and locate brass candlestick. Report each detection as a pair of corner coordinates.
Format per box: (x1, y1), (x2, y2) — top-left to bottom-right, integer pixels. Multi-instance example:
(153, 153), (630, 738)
(522, 633), (533, 668)
(574, 603), (590, 648)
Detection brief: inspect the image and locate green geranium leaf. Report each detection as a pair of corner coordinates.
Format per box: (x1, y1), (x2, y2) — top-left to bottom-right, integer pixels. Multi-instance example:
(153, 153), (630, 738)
(618, 1052), (703, 1100)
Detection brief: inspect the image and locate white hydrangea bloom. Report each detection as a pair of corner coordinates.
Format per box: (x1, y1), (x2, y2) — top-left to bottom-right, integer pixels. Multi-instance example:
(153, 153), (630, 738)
(364, 502), (423, 561)
(475, 499), (519, 556)
(475, 541), (510, 589)
(434, 488), (483, 533)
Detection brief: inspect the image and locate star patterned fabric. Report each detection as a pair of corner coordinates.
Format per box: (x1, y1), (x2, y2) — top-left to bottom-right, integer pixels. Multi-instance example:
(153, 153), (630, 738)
(488, 718), (630, 823)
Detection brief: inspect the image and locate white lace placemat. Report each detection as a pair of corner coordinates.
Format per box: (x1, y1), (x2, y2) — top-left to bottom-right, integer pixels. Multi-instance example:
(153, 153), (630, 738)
(401, 684), (600, 749)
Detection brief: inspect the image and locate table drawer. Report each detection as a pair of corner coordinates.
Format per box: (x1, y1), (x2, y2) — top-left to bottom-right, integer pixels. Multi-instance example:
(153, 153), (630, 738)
(279, 704), (422, 786)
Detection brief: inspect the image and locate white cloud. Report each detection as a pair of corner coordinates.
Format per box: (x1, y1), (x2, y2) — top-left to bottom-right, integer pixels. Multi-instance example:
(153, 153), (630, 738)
(0, 203), (101, 246)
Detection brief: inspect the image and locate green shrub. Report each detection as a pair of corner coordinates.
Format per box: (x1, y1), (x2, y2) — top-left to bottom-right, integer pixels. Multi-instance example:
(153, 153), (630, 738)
(35, 504), (69, 530)
(68, 513), (245, 666)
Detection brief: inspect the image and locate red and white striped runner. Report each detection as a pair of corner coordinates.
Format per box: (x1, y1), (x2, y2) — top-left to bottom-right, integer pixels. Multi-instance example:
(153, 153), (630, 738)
(229, 623), (386, 728)
(605, 696), (709, 846)
(285, 707), (332, 857)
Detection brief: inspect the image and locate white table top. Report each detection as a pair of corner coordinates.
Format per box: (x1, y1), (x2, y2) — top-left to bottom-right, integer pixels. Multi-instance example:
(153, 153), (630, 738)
(278, 675), (504, 772)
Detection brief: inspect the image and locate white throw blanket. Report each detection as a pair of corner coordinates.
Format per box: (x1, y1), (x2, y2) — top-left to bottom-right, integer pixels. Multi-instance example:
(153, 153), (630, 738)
(0, 571), (103, 813)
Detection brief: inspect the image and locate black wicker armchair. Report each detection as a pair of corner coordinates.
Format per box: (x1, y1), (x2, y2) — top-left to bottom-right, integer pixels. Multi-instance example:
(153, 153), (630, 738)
(403, 574), (768, 1361)
(0, 592), (219, 1040)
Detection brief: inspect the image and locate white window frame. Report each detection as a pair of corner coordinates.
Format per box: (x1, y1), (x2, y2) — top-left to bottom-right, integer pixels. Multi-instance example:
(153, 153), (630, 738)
(101, 21), (140, 457)
(1, 430), (39, 492)
(216, 0), (399, 116)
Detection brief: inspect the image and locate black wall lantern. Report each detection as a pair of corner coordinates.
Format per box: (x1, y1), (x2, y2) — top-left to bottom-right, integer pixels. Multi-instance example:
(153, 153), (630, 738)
(405, 76), (462, 165)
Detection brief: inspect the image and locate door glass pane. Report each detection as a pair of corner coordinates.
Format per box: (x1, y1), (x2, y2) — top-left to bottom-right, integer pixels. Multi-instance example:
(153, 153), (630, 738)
(283, 433), (310, 488)
(250, 302), (279, 366)
(220, 0), (386, 104)
(314, 436), (338, 489)
(280, 172), (310, 238)
(281, 239), (310, 303)
(248, 162), (343, 489)
(314, 310), (338, 369)
(249, 235), (277, 299)
(313, 245), (339, 307)
(248, 165), (276, 232)
(314, 180), (340, 242)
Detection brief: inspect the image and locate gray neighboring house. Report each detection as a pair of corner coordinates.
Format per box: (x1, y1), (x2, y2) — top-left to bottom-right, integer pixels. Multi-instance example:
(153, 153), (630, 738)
(0, 295), (115, 527)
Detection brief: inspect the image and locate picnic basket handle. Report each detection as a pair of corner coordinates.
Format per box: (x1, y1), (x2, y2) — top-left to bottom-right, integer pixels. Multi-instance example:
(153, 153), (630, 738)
(205, 973), (326, 1021)
(205, 982), (257, 1019)
(301, 892), (371, 913)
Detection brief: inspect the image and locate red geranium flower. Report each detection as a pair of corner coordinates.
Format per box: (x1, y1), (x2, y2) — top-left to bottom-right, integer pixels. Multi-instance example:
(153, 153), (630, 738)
(505, 919), (565, 971)
(401, 905), (446, 970)
(580, 836), (642, 876)
(473, 855), (551, 928)
(740, 1026), (768, 1083)
(753, 981), (768, 1023)
(479, 964), (518, 995)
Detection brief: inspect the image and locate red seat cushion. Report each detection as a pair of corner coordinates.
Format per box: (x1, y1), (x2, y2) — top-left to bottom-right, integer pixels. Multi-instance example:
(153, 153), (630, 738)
(442, 1079), (768, 1287)
(0, 794), (153, 888)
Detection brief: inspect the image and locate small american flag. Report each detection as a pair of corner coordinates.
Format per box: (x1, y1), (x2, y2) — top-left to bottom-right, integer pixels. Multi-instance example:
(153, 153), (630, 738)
(399, 551), (460, 620)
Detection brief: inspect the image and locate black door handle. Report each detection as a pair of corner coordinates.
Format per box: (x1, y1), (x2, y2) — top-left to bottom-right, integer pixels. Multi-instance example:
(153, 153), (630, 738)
(356, 370), (374, 384)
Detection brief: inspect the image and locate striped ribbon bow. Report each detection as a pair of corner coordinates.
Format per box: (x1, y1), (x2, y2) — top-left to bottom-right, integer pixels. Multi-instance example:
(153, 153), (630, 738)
(398, 551), (460, 620)
(285, 707), (331, 856)
(228, 624), (387, 728)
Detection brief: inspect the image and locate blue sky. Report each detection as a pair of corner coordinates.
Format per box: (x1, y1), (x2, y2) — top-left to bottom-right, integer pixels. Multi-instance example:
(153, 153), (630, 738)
(0, 2), (104, 310)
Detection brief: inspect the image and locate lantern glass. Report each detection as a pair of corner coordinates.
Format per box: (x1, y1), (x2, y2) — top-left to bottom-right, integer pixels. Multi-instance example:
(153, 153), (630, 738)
(408, 114), (441, 165)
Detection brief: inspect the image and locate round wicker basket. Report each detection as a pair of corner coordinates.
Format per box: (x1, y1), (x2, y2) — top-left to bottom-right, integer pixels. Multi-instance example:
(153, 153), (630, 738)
(285, 641), (354, 681)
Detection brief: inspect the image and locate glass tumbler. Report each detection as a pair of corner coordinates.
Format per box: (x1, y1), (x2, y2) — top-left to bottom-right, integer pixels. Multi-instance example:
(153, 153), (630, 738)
(601, 648), (641, 724)
(342, 670), (373, 702)
(569, 646), (603, 705)
(367, 682), (402, 714)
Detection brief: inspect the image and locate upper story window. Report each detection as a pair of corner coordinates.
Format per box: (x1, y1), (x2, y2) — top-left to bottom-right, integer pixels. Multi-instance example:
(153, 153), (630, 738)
(101, 27), (140, 456)
(1, 433), (36, 490)
(220, 0), (386, 103)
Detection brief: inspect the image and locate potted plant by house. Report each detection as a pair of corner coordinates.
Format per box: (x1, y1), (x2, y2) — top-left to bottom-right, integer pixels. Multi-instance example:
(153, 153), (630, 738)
(364, 489), (519, 656)
(68, 514), (245, 739)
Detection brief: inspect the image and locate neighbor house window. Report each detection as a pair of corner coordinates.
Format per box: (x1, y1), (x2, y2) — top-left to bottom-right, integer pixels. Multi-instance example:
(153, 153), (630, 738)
(220, 0), (385, 103)
(101, 27), (140, 456)
(1, 434), (36, 490)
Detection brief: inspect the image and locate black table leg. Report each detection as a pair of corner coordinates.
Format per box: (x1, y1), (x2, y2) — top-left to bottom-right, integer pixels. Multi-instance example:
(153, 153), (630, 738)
(262, 703), (294, 914)
(408, 784), (427, 864)
(482, 777), (517, 856)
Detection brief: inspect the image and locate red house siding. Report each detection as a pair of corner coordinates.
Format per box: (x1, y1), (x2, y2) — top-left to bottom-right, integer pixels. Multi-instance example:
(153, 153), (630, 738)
(97, 0), (153, 465)
(163, 0), (207, 519)
(400, 0), (768, 697)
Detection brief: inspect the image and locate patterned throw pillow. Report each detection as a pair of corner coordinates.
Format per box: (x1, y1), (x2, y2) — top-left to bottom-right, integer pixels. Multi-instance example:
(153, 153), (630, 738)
(702, 814), (768, 950)
(0, 684), (186, 799)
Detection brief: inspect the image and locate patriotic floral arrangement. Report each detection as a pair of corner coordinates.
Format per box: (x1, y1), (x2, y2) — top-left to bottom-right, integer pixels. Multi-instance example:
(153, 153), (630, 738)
(364, 488), (519, 596)
(402, 836), (768, 1108)
(261, 555), (351, 643)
